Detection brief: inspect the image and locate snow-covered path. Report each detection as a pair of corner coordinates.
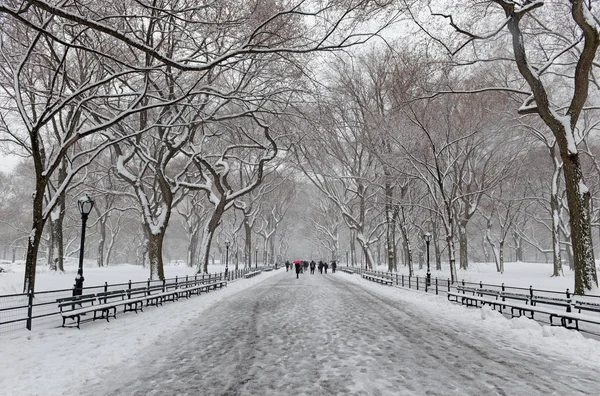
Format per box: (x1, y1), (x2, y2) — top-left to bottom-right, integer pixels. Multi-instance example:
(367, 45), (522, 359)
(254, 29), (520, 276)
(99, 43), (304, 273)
(80, 272), (597, 396)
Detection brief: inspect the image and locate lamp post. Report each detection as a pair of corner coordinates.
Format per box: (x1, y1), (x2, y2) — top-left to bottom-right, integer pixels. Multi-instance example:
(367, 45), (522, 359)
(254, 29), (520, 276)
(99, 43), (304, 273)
(73, 195), (94, 296)
(424, 232), (431, 286)
(255, 247), (258, 269)
(225, 240), (230, 279)
(346, 251), (349, 267)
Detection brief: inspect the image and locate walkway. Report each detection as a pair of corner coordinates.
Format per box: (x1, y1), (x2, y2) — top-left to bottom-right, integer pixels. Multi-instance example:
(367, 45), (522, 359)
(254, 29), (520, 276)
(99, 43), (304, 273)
(83, 271), (598, 395)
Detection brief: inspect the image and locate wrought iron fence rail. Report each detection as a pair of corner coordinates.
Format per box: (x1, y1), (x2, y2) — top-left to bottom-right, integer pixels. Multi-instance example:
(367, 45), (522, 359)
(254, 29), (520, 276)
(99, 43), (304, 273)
(0, 267), (267, 335)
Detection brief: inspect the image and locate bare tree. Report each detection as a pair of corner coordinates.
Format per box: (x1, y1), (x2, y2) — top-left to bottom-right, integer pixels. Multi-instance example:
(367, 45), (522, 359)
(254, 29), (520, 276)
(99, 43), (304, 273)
(414, 0), (599, 293)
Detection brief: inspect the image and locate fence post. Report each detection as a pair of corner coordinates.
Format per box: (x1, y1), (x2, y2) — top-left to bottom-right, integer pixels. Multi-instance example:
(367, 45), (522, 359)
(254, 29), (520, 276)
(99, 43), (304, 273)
(425, 276), (428, 292)
(396, 273), (398, 285)
(416, 276), (419, 291)
(163, 278), (166, 292)
(185, 275), (188, 285)
(104, 282), (108, 293)
(147, 278), (150, 290)
(435, 278), (438, 295)
(479, 281), (483, 289)
(195, 274), (197, 283)
(26, 290), (34, 331)
(402, 274), (404, 287)
(501, 283), (505, 301)
(447, 279), (450, 293)
(566, 288), (572, 312)
(409, 276), (411, 289)
(461, 279), (465, 293)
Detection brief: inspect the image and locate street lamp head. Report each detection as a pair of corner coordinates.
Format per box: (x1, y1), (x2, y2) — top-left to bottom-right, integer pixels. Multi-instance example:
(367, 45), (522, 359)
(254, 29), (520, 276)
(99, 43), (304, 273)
(424, 232), (432, 243)
(225, 240), (230, 248)
(78, 194), (94, 216)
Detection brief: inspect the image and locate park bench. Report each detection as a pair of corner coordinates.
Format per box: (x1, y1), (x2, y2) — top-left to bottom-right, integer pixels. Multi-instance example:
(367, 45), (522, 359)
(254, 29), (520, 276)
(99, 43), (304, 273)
(123, 287), (148, 313)
(339, 268), (355, 274)
(530, 295), (572, 312)
(181, 280), (227, 296)
(244, 270), (262, 279)
(144, 285), (181, 307)
(448, 291), (501, 310)
(500, 291), (530, 304)
(57, 293), (98, 329)
(448, 288), (580, 328)
(94, 290), (130, 321)
(58, 279), (228, 329)
(573, 300), (600, 315)
(361, 273), (393, 286)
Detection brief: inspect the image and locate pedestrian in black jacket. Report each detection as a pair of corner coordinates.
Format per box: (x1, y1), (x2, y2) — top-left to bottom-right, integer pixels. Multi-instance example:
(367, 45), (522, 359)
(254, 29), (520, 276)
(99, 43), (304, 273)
(294, 261), (302, 279)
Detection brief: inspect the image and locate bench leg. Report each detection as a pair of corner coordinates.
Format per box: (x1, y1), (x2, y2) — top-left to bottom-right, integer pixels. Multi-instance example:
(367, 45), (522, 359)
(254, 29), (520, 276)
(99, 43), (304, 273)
(76, 315), (81, 330)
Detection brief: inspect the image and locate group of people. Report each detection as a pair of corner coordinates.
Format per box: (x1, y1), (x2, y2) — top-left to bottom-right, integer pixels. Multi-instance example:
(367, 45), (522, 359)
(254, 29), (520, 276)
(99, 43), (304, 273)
(284, 260), (337, 278)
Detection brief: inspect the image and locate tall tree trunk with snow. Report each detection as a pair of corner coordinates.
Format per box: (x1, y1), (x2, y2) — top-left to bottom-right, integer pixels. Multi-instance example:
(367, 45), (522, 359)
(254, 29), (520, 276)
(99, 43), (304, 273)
(97, 215), (107, 268)
(485, 219), (501, 273)
(145, 228), (166, 280)
(432, 227), (442, 271)
(187, 227), (200, 268)
(350, 230), (357, 266)
(550, 152), (563, 277)
(498, 240), (505, 274)
(502, 1), (598, 294)
(458, 220), (469, 270)
(197, 200), (227, 274)
(244, 219), (253, 269)
(385, 178), (396, 272)
(23, 177), (47, 293)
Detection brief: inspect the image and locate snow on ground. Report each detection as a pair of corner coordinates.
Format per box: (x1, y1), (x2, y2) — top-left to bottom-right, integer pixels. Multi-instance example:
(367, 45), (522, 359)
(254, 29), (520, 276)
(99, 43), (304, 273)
(0, 270), (281, 396)
(2, 261), (600, 394)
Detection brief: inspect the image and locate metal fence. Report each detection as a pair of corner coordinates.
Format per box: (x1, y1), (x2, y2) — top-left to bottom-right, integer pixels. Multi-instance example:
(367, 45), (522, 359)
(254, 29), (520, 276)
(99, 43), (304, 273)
(0, 267), (266, 335)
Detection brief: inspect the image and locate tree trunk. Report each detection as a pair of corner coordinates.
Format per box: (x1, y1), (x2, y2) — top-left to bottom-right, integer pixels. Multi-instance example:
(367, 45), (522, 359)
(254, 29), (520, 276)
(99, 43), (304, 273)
(499, 240), (505, 274)
(551, 190), (562, 277)
(458, 220), (468, 270)
(97, 216), (106, 268)
(186, 227), (200, 268)
(561, 151), (597, 293)
(350, 230), (356, 267)
(23, 186), (46, 294)
(146, 230), (165, 280)
(446, 233), (457, 283)
(385, 181), (396, 271)
(244, 219), (252, 269)
(198, 200), (227, 273)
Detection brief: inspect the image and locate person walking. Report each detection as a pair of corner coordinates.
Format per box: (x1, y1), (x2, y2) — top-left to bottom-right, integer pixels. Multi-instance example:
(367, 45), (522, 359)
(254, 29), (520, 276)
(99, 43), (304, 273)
(318, 261), (323, 274)
(331, 260), (337, 273)
(310, 260), (316, 274)
(294, 260), (302, 279)
(324, 262), (329, 274)
(285, 261), (290, 272)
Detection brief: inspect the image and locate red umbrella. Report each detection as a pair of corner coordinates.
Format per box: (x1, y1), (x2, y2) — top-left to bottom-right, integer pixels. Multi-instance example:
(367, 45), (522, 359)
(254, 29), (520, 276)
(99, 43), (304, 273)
(292, 260), (302, 264)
